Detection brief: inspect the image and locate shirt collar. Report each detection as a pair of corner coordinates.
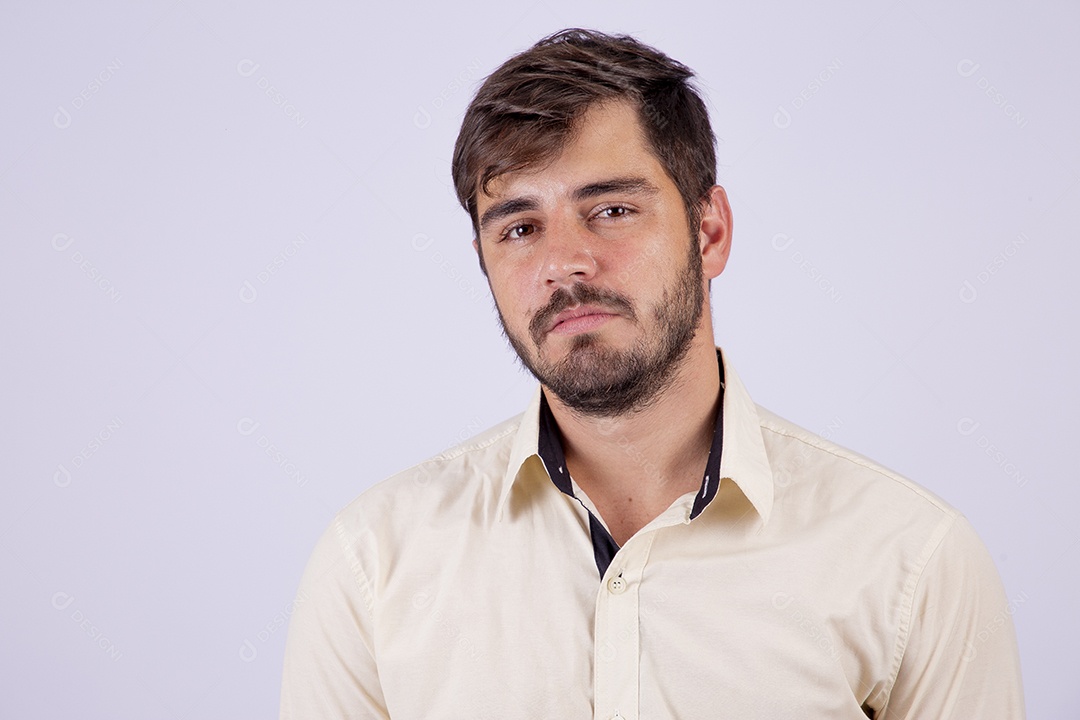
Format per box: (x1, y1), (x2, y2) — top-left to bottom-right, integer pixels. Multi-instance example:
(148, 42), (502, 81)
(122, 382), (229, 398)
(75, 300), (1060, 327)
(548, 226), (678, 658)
(495, 347), (774, 526)
(713, 347), (774, 524)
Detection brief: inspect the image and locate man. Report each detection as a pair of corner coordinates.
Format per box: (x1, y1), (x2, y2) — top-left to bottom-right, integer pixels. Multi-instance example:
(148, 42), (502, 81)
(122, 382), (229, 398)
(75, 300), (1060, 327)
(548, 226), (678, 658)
(280, 29), (1024, 719)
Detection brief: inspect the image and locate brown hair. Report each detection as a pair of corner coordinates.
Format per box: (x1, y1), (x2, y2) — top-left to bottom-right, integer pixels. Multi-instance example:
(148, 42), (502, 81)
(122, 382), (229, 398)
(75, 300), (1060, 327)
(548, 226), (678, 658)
(452, 29), (717, 252)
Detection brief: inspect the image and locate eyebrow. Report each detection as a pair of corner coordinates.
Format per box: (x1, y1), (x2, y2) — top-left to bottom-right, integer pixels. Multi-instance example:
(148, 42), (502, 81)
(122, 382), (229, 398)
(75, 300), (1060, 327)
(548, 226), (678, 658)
(478, 197), (539, 234)
(571, 176), (660, 202)
(478, 176), (661, 233)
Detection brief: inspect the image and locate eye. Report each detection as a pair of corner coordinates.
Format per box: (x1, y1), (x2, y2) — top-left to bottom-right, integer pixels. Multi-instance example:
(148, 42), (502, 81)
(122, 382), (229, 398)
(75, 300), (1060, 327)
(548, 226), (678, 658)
(593, 205), (632, 220)
(499, 223), (536, 243)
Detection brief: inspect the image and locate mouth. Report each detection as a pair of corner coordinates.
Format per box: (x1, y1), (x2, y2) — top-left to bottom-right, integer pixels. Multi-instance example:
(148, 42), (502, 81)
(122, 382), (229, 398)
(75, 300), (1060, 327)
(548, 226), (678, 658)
(528, 287), (636, 346)
(548, 305), (621, 335)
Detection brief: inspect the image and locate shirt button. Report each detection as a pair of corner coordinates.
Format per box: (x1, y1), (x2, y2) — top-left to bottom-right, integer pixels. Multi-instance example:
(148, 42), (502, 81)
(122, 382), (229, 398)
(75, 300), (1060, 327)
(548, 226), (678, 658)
(607, 576), (627, 594)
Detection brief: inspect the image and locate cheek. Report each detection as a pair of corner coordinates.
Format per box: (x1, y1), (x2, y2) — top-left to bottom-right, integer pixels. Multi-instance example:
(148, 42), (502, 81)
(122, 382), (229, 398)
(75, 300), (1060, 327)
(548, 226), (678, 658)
(489, 273), (535, 324)
(612, 239), (666, 288)
(490, 257), (543, 303)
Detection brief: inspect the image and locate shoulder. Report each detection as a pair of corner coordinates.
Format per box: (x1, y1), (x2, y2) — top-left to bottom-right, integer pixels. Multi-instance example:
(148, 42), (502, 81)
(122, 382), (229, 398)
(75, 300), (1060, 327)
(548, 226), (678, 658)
(328, 412), (523, 552)
(756, 403), (957, 521)
(752, 405), (964, 575)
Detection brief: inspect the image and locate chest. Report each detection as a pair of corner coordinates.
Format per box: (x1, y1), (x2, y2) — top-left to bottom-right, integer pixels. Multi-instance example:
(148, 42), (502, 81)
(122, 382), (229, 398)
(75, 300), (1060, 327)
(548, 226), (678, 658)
(370, 513), (895, 719)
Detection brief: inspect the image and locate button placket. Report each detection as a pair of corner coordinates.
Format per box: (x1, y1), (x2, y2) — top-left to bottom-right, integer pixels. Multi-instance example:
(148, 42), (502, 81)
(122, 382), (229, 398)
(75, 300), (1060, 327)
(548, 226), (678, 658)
(593, 534), (654, 720)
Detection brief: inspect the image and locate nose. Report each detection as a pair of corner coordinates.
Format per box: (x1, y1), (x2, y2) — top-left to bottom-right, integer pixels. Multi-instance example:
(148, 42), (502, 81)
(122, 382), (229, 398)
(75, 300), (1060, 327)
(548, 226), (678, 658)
(542, 218), (597, 289)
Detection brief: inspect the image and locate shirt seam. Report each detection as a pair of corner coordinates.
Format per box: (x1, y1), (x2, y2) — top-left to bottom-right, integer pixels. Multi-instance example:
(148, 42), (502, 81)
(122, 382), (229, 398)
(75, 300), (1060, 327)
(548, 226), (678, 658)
(332, 514), (376, 614)
(345, 418), (523, 512)
(426, 418), (521, 465)
(329, 514), (390, 711)
(876, 512), (960, 713)
(758, 417), (955, 516)
(331, 418), (526, 609)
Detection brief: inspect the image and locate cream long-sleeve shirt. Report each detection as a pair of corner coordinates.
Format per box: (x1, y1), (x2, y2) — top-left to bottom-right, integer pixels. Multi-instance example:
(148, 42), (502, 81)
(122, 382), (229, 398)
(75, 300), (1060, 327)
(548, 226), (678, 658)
(280, 348), (1025, 719)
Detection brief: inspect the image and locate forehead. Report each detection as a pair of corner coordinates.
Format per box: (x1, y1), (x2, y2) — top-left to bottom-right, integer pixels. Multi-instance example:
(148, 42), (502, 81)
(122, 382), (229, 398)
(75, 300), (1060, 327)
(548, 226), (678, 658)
(477, 100), (672, 206)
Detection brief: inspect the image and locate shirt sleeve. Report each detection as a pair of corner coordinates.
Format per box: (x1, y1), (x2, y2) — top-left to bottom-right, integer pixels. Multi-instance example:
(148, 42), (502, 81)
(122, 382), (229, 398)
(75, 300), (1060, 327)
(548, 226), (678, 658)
(279, 517), (389, 720)
(882, 514), (1025, 719)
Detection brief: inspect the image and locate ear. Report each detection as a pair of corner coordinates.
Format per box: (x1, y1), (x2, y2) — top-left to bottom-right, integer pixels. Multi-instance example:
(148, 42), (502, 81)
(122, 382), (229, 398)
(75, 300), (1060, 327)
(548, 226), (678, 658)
(698, 185), (733, 279)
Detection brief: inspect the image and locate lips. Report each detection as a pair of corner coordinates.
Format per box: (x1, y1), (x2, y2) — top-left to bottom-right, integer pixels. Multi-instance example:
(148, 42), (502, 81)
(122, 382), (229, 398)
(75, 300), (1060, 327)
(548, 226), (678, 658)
(529, 286), (636, 345)
(548, 305), (620, 333)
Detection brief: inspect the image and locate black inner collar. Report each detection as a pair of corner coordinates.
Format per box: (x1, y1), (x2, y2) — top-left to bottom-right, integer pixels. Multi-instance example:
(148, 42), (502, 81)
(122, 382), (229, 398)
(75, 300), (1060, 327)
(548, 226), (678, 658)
(535, 350), (726, 578)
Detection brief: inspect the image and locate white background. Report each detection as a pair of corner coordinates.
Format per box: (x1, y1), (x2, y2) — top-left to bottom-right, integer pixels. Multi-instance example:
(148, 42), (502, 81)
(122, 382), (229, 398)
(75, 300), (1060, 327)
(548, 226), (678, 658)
(2, 1), (1076, 717)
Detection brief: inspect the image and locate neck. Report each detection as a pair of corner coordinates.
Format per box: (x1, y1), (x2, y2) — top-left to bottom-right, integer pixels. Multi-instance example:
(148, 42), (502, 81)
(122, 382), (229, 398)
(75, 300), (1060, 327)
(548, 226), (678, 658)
(545, 335), (722, 511)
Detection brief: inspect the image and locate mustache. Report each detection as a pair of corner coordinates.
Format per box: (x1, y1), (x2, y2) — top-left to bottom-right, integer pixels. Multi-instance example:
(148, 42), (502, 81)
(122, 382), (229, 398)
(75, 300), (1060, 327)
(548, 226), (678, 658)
(529, 284), (636, 345)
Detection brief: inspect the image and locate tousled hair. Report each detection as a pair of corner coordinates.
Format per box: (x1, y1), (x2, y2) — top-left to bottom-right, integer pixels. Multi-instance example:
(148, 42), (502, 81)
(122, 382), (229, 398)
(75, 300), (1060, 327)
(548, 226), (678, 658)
(452, 28), (717, 261)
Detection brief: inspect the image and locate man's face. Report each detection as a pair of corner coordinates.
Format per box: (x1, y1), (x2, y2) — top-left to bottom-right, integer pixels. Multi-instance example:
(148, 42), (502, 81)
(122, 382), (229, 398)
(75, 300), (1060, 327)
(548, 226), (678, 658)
(474, 101), (713, 417)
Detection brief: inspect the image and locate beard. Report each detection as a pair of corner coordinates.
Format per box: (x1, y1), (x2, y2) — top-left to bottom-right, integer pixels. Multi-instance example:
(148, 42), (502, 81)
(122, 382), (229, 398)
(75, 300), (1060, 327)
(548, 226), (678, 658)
(495, 237), (704, 418)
